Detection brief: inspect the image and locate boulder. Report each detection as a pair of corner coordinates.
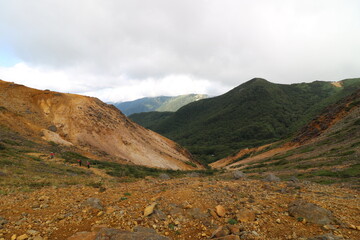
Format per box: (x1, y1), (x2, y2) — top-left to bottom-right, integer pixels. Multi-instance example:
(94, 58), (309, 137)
(288, 200), (336, 225)
(159, 173), (170, 180)
(233, 170), (246, 180)
(84, 198), (104, 210)
(187, 172), (200, 177)
(0, 217), (7, 229)
(215, 205), (226, 217)
(236, 210), (256, 222)
(68, 232), (97, 240)
(263, 173), (280, 182)
(307, 233), (344, 240)
(95, 228), (169, 240)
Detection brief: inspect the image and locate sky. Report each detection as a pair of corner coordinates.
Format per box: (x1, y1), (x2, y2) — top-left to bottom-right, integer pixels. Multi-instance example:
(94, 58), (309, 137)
(0, 0), (360, 102)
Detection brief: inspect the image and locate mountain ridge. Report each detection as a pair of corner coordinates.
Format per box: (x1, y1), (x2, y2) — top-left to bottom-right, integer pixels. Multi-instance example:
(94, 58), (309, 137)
(0, 79), (202, 170)
(130, 78), (360, 164)
(113, 94), (208, 115)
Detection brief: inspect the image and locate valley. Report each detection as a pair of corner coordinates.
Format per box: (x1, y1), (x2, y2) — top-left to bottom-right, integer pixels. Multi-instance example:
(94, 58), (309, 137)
(0, 78), (359, 240)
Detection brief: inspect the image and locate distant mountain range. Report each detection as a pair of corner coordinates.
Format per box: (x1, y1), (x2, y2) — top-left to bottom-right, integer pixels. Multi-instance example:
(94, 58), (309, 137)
(112, 94), (208, 115)
(129, 78), (360, 164)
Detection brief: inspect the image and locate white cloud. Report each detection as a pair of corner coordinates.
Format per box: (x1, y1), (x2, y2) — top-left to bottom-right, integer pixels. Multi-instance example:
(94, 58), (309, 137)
(0, 62), (228, 102)
(0, 0), (360, 101)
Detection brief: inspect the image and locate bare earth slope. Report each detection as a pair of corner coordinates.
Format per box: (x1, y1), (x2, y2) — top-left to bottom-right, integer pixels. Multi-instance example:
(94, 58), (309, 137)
(0, 80), (200, 170)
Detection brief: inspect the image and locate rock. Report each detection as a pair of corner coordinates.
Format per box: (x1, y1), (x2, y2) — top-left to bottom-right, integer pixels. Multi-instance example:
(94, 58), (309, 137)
(91, 225), (108, 232)
(236, 210), (256, 222)
(133, 226), (156, 233)
(263, 173), (280, 182)
(17, 234), (29, 240)
(216, 205), (226, 217)
(322, 225), (337, 230)
(159, 173), (170, 180)
(67, 231), (97, 240)
(276, 218), (281, 224)
(187, 208), (209, 220)
(227, 225), (240, 235)
(209, 209), (218, 218)
(144, 202), (157, 217)
(233, 170), (246, 180)
(84, 198), (104, 210)
(187, 172), (200, 177)
(33, 236), (44, 240)
(48, 125), (57, 132)
(211, 226), (227, 238)
(289, 176), (299, 183)
(95, 228), (169, 240)
(213, 236), (240, 240)
(11, 235), (16, 240)
(153, 209), (167, 220)
(27, 230), (39, 236)
(307, 233), (344, 240)
(0, 217), (7, 229)
(288, 200), (336, 225)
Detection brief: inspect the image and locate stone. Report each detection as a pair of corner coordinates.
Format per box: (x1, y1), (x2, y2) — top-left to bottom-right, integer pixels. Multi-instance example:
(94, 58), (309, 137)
(263, 173), (280, 182)
(11, 235), (17, 240)
(144, 202), (157, 217)
(17, 234), (29, 240)
(27, 230), (39, 235)
(133, 226), (156, 233)
(33, 237), (44, 240)
(288, 200), (336, 225)
(67, 231), (97, 240)
(95, 228), (170, 240)
(236, 210), (256, 222)
(187, 208), (209, 220)
(213, 236), (240, 240)
(0, 217), (7, 229)
(215, 205), (226, 217)
(84, 198), (104, 210)
(233, 170), (246, 180)
(48, 125), (57, 132)
(159, 173), (170, 180)
(211, 226), (227, 238)
(307, 233), (344, 240)
(227, 225), (240, 235)
(289, 176), (299, 183)
(91, 225), (108, 232)
(187, 172), (200, 177)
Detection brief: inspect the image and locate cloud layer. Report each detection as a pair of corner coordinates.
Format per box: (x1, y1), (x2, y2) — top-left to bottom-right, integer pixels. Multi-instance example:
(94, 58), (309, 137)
(1, 0), (360, 101)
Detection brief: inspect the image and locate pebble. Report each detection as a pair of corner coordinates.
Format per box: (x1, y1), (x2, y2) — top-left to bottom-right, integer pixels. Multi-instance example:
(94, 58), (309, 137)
(17, 234), (29, 240)
(216, 205), (226, 217)
(144, 203), (157, 217)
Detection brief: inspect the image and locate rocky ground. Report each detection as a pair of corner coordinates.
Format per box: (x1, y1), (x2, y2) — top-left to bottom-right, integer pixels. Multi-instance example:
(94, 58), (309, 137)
(0, 171), (359, 240)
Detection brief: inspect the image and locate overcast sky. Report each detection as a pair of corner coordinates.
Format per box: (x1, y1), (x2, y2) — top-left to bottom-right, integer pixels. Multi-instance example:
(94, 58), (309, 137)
(0, 0), (359, 102)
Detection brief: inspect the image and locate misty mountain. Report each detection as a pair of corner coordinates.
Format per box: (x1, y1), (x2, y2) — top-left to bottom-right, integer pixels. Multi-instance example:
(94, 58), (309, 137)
(113, 94), (207, 115)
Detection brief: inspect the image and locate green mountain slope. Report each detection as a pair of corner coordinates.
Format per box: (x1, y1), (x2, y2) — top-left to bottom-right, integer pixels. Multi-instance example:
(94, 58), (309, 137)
(113, 94), (207, 115)
(130, 78), (360, 164)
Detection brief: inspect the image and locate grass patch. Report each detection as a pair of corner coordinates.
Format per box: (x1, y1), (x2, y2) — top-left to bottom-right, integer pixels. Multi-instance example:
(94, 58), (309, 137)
(184, 161), (197, 167)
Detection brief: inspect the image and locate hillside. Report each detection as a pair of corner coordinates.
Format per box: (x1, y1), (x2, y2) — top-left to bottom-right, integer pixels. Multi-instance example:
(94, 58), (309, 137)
(211, 89), (360, 187)
(0, 80), (202, 170)
(130, 78), (360, 164)
(113, 94), (207, 115)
